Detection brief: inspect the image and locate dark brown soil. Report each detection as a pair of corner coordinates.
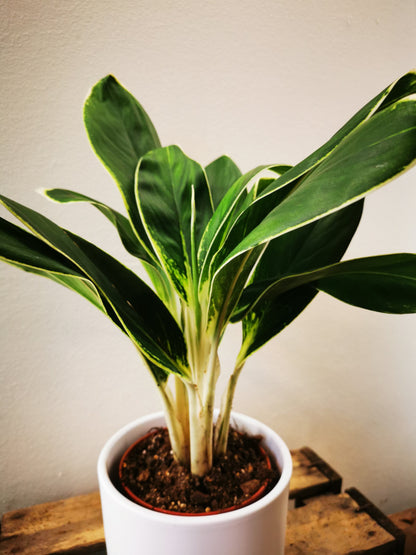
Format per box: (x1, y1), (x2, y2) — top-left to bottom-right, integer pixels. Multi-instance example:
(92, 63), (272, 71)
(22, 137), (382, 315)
(118, 427), (280, 515)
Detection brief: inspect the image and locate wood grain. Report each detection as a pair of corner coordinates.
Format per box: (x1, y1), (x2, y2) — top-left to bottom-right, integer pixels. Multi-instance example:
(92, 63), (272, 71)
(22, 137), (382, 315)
(0, 448), (405, 555)
(0, 492), (105, 554)
(286, 492), (396, 555)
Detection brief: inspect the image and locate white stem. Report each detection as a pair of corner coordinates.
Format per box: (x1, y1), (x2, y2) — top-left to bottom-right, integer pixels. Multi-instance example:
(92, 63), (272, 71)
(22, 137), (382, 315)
(186, 382), (213, 476)
(158, 381), (189, 466)
(214, 360), (245, 456)
(174, 375), (190, 463)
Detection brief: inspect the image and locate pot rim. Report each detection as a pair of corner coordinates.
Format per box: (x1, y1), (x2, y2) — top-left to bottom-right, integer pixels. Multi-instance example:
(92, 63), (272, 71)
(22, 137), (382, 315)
(98, 411), (292, 526)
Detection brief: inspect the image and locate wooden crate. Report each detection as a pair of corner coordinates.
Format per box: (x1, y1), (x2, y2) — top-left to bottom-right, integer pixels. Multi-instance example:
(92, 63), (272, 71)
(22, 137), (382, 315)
(389, 507), (416, 555)
(0, 447), (407, 555)
(289, 446), (342, 505)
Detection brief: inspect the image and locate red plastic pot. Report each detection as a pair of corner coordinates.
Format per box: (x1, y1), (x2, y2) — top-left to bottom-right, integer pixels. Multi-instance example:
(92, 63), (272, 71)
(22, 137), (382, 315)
(118, 428), (273, 516)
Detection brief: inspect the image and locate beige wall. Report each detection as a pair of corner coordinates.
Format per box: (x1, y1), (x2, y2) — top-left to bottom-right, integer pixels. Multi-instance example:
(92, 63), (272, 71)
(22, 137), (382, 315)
(1, 0), (415, 515)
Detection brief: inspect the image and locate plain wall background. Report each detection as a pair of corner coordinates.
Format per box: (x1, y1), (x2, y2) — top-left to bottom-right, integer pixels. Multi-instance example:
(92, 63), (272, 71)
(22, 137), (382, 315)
(1, 0), (415, 516)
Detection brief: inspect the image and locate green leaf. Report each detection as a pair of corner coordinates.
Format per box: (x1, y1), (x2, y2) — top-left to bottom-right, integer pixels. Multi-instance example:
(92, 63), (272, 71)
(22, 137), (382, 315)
(207, 246), (265, 338)
(7, 260), (167, 382)
(68, 232), (190, 378)
(251, 254), (416, 313)
(205, 155), (242, 209)
(268, 164), (293, 176)
(235, 202), (364, 359)
(197, 165), (270, 286)
(226, 97), (416, 263)
(0, 194), (190, 379)
(83, 75), (160, 250)
(43, 188), (156, 263)
(43, 188), (176, 307)
(27, 269), (109, 313)
(220, 74), (389, 249)
(315, 254), (416, 313)
(203, 167), (297, 323)
(213, 175), (298, 274)
(0, 216), (84, 276)
(257, 71), (416, 205)
(141, 353), (170, 386)
(233, 201), (364, 321)
(206, 169), (297, 332)
(254, 201), (364, 286)
(239, 253), (416, 361)
(375, 71), (416, 112)
(212, 72), (416, 277)
(136, 145), (213, 301)
(0, 216), (124, 318)
(255, 166), (293, 198)
(239, 286), (317, 362)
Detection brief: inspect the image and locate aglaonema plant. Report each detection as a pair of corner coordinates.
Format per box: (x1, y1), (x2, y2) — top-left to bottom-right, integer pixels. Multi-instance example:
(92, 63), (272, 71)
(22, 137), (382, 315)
(1, 72), (416, 477)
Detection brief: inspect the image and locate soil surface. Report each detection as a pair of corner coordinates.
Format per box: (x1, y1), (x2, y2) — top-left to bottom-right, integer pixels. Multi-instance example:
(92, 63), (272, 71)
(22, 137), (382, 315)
(118, 426), (280, 514)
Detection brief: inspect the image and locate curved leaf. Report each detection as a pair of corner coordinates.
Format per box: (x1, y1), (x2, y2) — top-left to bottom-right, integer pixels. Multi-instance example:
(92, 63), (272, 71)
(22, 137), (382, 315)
(213, 73), (393, 263)
(239, 286), (317, 362)
(197, 165), (270, 286)
(315, 254), (416, 313)
(0, 216), (83, 276)
(43, 188), (156, 263)
(207, 246), (265, 337)
(234, 201), (364, 320)
(43, 188), (175, 307)
(68, 232), (190, 376)
(0, 194), (190, 379)
(0, 216), (125, 322)
(225, 96), (416, 264)
(239, 253), (416, 362)
(205, 155), (242, 209)
(136, 145), (212, 302)
(22, 268), (109, 314)
(83, 75), (160, 251)
(140, 353), (170, 386)
(254, 71), (416, 209)
(235, 202), (364, 359)
(256, 201), (364, 281)
(375, 71), (416, 113)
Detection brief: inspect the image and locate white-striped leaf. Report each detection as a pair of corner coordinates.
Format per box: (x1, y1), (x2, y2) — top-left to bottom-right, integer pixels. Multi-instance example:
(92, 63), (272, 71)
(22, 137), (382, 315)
(136, 145), (213, 302)
(223, 96), (416, 270)
(83, 75), (160, 253)
(0, 195), (190, 379)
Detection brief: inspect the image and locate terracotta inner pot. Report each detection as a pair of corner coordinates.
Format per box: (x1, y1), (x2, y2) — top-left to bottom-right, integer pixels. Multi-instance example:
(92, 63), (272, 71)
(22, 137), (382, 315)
(118, 428), (274, 516)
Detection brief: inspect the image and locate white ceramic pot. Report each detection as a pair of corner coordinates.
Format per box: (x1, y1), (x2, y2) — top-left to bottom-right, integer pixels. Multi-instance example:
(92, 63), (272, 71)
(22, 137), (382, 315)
(97, 412), (292, 555)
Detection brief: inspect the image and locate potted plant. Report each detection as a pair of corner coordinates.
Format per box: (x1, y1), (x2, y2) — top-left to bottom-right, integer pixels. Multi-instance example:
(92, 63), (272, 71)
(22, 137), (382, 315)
(1, 71), (415, 554)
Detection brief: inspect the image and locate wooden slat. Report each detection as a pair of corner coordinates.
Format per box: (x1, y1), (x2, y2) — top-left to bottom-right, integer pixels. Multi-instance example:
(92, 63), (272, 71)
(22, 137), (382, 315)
(0, 448), (401, 555)
(389, 507), (416, 555)
(0, 492), (105, 555)
(290, 447), (342, 503)
(346, 488), (405, 554)
(286, 492), (398, 555)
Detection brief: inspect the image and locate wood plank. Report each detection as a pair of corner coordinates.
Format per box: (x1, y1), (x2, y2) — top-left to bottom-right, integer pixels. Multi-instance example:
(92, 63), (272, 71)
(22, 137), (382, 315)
(0, 449), (399, 555)
(290, 446), (342, 503)
(285, 492), (398, 555)
(2, 491), (401, 555)
(0, 492), (105, 555)
(1, 447), (333, 554)
(389, 507), (416, 555)
(346, 488), (405, 554)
